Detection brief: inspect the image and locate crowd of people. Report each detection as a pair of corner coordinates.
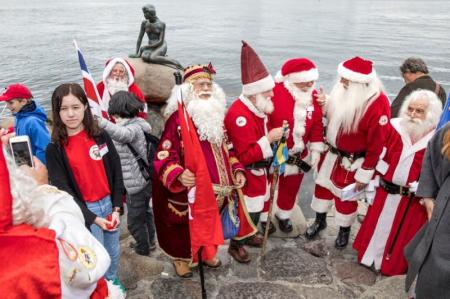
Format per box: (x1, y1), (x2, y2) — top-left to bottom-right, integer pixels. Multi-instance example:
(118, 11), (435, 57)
(0, 41), (449, 298)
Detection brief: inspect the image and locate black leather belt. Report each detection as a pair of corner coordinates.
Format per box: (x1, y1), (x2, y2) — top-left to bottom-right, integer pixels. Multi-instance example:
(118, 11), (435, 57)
(380, 178), (413, 196)
(246, 159), (271, 170)
(286, 155), (312, 173)
(327, 143), (365, 162)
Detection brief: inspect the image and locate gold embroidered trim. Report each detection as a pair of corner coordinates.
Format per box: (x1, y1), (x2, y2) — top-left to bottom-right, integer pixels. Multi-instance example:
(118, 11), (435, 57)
(229, 157), (239, 165)
(162, 164), (183, 186)
(168, 202), (188, 217)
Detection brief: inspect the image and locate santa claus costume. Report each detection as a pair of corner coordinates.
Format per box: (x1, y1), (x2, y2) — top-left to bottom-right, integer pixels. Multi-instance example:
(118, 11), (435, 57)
(310, 56), (391, 248)
(96, 57), (148, 119)
(354, 97), (441, 275)
(0, 147), (124, 299)
(152, 64), (257, 277)
(224, 41), (275, 241)
(268, 58), (325, 232)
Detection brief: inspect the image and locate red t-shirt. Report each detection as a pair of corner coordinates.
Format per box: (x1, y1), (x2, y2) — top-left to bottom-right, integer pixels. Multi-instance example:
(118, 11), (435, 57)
(64, 130), (111, 202)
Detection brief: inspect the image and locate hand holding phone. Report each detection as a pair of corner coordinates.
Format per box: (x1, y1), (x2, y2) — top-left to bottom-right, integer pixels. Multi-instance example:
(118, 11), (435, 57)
(9, 135), (34, 167)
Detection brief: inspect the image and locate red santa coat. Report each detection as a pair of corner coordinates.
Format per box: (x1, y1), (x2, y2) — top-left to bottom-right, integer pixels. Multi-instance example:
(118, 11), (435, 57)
(224, 95), (273, 214)
(152, 112), (257, 260)
(97, 57), (147, 119)
(353, 118), (433, 276)
(313, 91), (391, 226)
(268, 82), (324, 218)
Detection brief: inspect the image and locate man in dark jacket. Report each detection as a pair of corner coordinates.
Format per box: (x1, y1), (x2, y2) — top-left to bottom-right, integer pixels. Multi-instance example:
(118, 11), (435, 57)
(391, 57), (447, 117)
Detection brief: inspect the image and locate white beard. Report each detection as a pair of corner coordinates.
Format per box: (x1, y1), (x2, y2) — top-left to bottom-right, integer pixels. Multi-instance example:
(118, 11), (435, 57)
(106, 78), (129, 95)
(400, 115), (435, 142)
(284, 82), (314, 154)
(326, 81), (377, 145)
(185, 86), (227, 145)
(255, 94), (274, 114)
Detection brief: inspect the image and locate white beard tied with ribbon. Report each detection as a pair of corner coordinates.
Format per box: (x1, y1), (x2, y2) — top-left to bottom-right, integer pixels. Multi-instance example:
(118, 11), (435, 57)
(283, 81), (313, 154)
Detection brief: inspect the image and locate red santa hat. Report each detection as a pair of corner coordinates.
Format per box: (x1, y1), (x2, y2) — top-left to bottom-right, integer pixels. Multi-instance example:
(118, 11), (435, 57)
(337, 56), (375, 83)
(275, 58), (319, 83)
(0, 147), (12, 231)
(241, 41), (275, 95)
(102, 57), (135, 86)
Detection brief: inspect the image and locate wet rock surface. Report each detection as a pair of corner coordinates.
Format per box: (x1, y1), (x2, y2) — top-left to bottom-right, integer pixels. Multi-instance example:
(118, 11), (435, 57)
(120, 192), (405, 298)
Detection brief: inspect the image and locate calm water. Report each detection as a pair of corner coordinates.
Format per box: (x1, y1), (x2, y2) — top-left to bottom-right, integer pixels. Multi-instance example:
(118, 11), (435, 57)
(1, 0), (450, 113)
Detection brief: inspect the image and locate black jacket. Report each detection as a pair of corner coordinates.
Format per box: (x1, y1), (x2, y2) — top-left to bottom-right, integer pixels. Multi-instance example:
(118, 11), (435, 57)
(391, 75), (447, 117)
(46, 130), (124, 227)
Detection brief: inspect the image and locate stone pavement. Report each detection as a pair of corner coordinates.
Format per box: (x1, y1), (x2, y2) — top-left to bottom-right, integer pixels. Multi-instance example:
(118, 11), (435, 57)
(118, 204), (407, 298)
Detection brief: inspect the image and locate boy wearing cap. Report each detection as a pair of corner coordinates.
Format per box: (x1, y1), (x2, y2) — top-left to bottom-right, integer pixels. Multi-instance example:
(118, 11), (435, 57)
(0, 83), (50, 164)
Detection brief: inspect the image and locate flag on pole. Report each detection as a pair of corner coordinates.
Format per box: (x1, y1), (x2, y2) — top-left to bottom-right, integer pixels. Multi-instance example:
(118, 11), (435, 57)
(437, 94), (450, 130)
(271, 131), (289, 175)
(73, 40), (108, 119)
(176, 86), (224, 263)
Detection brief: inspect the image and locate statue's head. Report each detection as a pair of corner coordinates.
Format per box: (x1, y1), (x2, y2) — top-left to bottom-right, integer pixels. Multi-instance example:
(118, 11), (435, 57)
(143, 5), (156, 21)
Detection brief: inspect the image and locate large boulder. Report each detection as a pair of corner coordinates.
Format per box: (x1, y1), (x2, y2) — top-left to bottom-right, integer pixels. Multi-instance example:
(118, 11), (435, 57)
(127, 58), (181, 104)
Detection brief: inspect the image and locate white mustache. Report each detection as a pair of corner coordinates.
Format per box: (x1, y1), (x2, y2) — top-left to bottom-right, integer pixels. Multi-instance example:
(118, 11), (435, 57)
(198, 91), (212, 97)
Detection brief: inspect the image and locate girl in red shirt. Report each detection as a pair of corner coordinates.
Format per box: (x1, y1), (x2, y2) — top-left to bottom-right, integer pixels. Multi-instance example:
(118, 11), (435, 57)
(46, 83), (125, 291)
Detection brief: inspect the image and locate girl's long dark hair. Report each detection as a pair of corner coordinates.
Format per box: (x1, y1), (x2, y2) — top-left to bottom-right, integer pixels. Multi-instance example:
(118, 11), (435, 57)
(51, 83), (100, 145)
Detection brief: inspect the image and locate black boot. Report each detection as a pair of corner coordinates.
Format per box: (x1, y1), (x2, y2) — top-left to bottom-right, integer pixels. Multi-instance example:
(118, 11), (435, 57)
(335, 226), (351, 249)
(275, 216), (293, 233)
(305, 213), (327, 239)
(260, 221), (276, 235)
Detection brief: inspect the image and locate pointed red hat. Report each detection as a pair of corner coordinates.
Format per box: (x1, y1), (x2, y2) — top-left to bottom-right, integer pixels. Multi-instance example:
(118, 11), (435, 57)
(275, 58), (319, 83)
(0, 147), (12, 231)
(241, 41), (275, 95)
(338, 56), (375, 83)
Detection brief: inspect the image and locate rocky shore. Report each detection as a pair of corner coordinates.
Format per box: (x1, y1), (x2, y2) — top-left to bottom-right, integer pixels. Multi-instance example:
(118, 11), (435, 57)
(118, 203), (406, 299)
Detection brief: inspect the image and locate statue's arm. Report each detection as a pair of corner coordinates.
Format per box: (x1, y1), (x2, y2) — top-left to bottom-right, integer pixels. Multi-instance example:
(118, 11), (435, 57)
(135, 21), (146, 54)
(152, 22), (166, 48)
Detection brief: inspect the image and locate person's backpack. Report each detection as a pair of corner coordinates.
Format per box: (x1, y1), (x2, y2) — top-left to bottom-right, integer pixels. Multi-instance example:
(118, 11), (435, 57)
(126, 131), (160, 181)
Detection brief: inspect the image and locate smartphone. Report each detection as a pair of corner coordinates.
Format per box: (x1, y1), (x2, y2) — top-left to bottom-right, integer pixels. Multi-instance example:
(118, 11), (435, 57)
(9, 135), (34, 167)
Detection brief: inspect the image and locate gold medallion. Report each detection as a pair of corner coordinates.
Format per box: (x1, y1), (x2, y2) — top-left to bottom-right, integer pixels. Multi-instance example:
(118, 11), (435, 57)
(78, 246), (96, 269)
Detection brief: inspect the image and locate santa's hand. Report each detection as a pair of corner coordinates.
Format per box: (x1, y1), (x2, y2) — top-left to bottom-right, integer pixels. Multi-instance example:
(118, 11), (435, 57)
(354, 181), (367, 192)
(268, 127), (284, 143)
(178, 169), (196, 187)
(94, 217), (113, 231)
(316, 86), (327, 106)
(20, 156), (48, 186)
(234, 171), (246, 188)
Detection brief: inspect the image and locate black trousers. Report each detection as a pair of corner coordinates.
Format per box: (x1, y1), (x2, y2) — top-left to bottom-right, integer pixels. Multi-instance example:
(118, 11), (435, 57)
(126, 182), (155, 254)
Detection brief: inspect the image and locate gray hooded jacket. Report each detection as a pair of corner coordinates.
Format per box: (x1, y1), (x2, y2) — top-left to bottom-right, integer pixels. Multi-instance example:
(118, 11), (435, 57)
(98, 117), (151, 194)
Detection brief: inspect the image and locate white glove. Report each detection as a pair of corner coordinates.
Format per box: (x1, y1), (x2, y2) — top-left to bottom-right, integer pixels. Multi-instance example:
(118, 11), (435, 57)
(409, 181), (419, 193)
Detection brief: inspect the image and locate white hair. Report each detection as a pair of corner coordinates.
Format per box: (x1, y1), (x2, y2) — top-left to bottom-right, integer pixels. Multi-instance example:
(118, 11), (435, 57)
(2, 148), (48, 227)
(326, 76), (383, 144)
(400, 89), (443, 126)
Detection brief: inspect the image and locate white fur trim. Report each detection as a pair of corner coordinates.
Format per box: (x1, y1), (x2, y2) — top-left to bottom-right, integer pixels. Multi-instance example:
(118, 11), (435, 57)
(242, 75), (275, 96)
(287, 68), (319, 83)
(239, 95), (266, 118)
(334, 210), (358, 227)
(284, 164), (299, 177)
(311, 196), (333, 213)
(360, 193), (401, 269)
(102, 58), (134, 86)
(354, 167), (375, 184)
(337, 62), (375, 84)
(309, 142), (326, 153)
(107, 280), (126, 299)
(257, 136), (273, 159)
(244, 186), (270, 213)
(274, 70), (284, 83)
(276, 207), (293, 220)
